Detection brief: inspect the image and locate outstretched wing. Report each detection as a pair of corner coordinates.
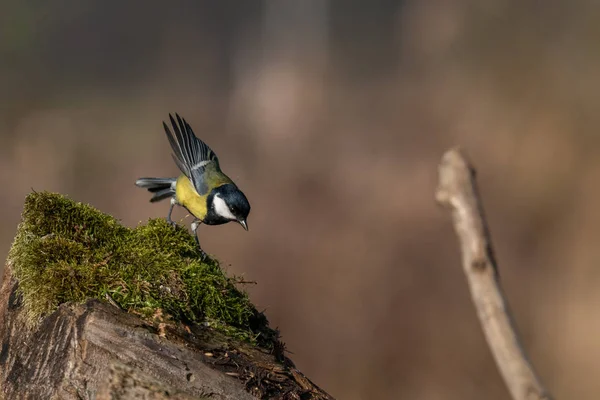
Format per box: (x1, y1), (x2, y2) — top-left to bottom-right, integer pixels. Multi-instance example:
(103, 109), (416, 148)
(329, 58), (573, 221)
(163, 113), (220, 194)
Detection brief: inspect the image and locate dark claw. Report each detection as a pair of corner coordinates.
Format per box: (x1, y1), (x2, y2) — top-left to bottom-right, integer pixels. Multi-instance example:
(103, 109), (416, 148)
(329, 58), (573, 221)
(167, 219), (177, 228)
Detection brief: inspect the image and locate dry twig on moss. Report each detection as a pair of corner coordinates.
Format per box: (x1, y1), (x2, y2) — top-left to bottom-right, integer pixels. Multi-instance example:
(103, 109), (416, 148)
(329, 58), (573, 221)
(435, 148), (553, 400)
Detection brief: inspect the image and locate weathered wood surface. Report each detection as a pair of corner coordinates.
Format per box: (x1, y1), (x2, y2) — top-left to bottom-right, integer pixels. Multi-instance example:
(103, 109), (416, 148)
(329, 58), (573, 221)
(0, 266), (333, 400)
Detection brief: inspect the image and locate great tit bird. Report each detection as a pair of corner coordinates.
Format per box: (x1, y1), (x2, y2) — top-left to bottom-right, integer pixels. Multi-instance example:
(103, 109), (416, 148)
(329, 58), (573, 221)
(136, 113), (250, 256)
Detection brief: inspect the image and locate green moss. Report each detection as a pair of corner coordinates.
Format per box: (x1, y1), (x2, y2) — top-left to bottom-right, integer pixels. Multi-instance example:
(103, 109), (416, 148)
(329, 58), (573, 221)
(8, 191), (276, 346)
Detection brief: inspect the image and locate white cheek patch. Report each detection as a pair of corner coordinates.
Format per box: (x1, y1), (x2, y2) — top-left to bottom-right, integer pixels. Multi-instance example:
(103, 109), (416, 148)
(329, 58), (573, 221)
(213, 194), (236, 220)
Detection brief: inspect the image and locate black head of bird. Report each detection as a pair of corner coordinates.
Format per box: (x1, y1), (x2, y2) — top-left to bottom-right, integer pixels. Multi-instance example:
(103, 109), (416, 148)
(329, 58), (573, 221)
(208, 183), (251, 230)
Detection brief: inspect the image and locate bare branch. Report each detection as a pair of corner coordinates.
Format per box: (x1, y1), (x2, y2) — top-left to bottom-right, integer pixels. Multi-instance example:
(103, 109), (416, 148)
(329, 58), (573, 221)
(436, 148), (553, 400)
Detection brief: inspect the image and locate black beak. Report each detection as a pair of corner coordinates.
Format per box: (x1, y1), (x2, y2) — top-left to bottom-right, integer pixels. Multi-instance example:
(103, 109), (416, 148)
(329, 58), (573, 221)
(238, 219), (248, 231)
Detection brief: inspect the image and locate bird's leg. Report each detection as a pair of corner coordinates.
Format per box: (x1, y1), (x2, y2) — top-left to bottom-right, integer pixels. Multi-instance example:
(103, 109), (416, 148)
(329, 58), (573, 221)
(166, 198), (177, 227)
(190, 219), (207, 259)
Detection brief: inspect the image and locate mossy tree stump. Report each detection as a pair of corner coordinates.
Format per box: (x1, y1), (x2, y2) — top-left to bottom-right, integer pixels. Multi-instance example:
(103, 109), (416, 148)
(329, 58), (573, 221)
(0, 192), (333, 400)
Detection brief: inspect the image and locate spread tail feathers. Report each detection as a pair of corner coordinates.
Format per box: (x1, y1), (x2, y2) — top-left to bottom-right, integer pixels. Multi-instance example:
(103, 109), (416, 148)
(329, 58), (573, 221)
(135, 177), (176, 202)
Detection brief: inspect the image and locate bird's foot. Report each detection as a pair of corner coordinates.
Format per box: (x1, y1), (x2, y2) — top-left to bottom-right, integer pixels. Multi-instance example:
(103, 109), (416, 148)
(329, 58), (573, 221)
(166, 218), (177, 228)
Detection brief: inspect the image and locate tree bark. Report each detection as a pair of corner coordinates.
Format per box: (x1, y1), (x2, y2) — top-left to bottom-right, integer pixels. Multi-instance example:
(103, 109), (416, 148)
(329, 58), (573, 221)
(0, 265), (333, 400)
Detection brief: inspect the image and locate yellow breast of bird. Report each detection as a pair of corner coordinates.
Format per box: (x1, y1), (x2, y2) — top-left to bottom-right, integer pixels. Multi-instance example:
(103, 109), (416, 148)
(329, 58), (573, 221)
(175, 175), (208, 219)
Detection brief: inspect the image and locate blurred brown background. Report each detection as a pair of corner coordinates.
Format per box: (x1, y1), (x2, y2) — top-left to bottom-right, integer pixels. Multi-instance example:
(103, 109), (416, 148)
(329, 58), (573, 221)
(1, 1), (599, 399)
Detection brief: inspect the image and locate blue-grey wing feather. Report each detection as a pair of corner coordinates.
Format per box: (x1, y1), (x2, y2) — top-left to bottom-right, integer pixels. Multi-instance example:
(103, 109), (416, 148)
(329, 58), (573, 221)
(163, 121), (190, 177)
(163, 113), (220, 194)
